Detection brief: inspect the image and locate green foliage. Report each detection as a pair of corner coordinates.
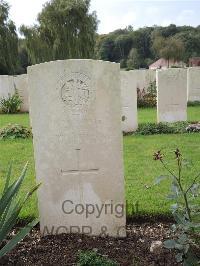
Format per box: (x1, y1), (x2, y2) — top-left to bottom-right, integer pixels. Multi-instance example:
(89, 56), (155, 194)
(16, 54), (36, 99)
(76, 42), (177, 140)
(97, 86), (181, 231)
(154, 149), (200, 265)
(0, 163), (40, 258)
(0, 90), (23, 114)
(126, 48), (141, 70)
(136, 122), (189, 135)
(0, 124), (32, 139)
(77, 251), (118, 266)
(96, 24), (200, 68)
(175, 29), (200, 62)
(187, 101), (200, 107)
(0, 0), (19, 75)
(137, 80), (157, 108)
(152, 36), (185, 64)
(17, 39), (30, 74)
(20, 0), (98, 64)
(1, 113), (200, 218)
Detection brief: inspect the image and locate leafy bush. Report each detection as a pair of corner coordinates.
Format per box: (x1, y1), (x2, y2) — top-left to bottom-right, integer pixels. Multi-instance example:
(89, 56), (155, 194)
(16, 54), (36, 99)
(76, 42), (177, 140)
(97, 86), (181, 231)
(0, 163), (40, 258)
(137, 80), (157, 108)
(77, 251), (118, 266)
(154, 149), (200, 265)
(0, 124), (32, 140)
(0, 90), (23, 114)
(187, 101), (200, 107)
(135, 122), (189, 135)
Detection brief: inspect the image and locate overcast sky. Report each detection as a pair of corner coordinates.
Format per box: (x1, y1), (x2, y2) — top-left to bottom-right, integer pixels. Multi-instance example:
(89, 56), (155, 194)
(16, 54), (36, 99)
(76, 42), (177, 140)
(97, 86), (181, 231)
(7, 0), (200, 34)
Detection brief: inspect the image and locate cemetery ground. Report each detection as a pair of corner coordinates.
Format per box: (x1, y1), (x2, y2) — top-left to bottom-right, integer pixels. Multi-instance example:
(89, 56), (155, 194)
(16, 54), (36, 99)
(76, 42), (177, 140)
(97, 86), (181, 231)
(0, 106), (200, 265)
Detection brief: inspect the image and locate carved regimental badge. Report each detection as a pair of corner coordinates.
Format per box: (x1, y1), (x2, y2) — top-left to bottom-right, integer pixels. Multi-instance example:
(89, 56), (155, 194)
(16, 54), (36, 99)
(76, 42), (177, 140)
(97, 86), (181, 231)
(60, 72), (93, 114)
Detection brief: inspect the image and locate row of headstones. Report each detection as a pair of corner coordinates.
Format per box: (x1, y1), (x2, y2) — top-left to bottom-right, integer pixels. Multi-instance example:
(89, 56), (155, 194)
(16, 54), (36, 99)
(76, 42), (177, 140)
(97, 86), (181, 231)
(122, 67), (200, 133)
(0, 67), (199, 119)
(0, 68), (200, 122)
(0, 61), (199, 237)
(26, 60), (200, 238)
(0, 75), (29, 112)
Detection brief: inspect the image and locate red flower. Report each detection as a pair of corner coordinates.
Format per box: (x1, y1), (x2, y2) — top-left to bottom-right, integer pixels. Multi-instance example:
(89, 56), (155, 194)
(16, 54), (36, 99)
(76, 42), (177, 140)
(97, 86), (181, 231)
(153, 151), (163, 161)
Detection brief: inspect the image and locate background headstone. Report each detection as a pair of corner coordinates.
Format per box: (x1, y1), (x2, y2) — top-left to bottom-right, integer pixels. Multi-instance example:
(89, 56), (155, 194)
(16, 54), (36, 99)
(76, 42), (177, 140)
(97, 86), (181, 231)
(28, 59), (126, 237)
(14, 74), (29, 112)
(187, 67), (200, 102)
(121, 71), (138, 132)
(0, 74), (29, 113)
(157, 69), (187, 123)
(130, 69), (156, 93)
(0, 75), (15, 99)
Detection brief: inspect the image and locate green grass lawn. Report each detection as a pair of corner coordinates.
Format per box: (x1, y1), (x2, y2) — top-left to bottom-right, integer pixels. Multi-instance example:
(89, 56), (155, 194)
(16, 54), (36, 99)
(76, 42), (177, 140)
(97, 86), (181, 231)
(0, 106), (199, 128)
(0, 113), (30, 128)
(124, 134), (200, 216)
(138, 106), (200, 124)
(0, 109), (200, 220)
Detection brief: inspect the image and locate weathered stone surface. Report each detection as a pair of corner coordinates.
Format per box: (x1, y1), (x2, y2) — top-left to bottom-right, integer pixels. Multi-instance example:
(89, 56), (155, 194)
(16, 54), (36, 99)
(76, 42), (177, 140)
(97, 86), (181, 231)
(14, 74), (29, 112)
(0, 75), (15, 98)
(157, 69), (187, 123)
(187, 67), (200, 102)
(129, 69), (156, 93)
(28, 59), (126, 237)
(0, 74), (29, 112)
(121, 71), (138, 132)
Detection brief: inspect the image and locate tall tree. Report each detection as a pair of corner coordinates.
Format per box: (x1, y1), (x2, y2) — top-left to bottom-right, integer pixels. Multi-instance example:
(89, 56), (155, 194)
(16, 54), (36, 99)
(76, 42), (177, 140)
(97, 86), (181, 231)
(153, 36), (185, 66)
(95, 25), (200, 69)
(20, 0), (98, 64)
(17, 39), (31, 74)
(114, 34), (133, 61)
(126, 48), (141, 69)
(0, 0), (18, 74)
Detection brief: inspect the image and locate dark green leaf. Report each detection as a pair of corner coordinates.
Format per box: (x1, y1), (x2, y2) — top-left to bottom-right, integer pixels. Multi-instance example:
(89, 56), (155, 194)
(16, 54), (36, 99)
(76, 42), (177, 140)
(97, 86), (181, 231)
(175, 253), (183, 263)
(164, 239), (176, 249)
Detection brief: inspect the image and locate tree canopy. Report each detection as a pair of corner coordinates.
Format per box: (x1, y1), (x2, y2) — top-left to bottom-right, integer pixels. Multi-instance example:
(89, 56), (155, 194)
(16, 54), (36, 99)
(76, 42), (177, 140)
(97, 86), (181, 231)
(0, 0), (18, 74)
(95, 24), (200, 69)
(20, 0), (98, 64)
(0, 0), (200, 74)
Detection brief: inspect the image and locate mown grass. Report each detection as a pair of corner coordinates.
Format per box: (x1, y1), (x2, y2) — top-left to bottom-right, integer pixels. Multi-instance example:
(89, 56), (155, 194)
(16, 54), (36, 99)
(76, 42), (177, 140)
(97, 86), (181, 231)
(124, 134), (200, 216)
(138, 106), (200, 124)
(0, 139), (38, 220)
(0, 108), (200, 219)
(0, 113), (30, 128)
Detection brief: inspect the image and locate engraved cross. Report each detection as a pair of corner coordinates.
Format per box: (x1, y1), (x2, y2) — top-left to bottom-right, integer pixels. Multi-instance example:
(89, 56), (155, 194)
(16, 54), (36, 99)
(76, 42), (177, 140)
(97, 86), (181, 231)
(61, 149), (99, 177)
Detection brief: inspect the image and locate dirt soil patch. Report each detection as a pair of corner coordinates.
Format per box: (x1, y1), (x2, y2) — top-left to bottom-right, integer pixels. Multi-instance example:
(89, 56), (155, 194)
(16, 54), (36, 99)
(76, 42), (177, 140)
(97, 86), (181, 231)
(0, 221), (181, 266)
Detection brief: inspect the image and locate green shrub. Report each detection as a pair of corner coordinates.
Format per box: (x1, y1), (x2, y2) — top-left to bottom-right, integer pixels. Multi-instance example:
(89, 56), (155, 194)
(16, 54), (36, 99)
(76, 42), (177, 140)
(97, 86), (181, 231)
(0, 124), (32, 140)
(135, 122), (189, 135)
(0, 163), (40, 258)
(137, 80), (157, 108)
(0, 90), (23, 114)
(77, 251), (118, 266)
(187, 101), (200, 107)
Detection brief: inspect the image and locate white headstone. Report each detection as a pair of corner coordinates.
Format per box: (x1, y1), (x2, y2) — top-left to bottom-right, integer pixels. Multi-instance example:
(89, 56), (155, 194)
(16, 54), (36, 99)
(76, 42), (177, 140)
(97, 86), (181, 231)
(28, 60), (126, 237)
(157, 69), (187, 123)
(131, 69), (156, 93)
(14, 74), (29, 112)
(187, 67), (200, 102)
(0, 75), (15, 99)
(121, 71), (138, 132)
